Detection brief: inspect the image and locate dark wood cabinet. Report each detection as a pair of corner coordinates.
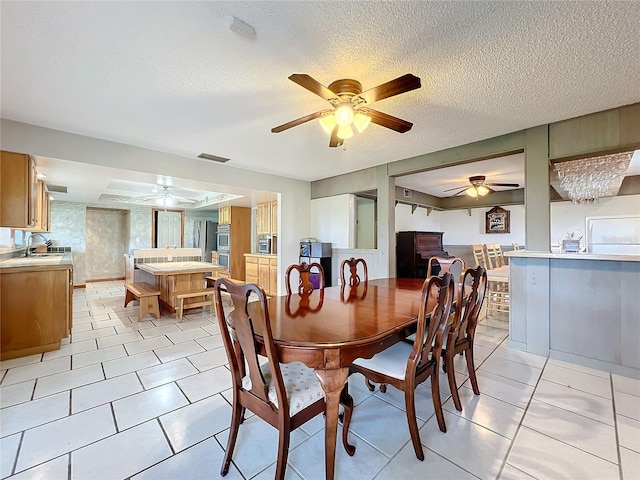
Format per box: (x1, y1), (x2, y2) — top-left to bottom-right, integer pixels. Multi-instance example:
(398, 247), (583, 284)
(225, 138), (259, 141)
(396, 231), (449, 278)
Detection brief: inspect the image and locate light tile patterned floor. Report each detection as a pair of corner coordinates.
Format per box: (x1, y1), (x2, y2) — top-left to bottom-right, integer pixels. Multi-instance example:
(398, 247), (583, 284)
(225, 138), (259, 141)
(1, 280), (639, 479)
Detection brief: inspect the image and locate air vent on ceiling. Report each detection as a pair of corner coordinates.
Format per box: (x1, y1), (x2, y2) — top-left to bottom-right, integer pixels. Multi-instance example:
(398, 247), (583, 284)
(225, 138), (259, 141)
(403, 188), (413, 199)
(197, 153), (230, 163)
(47, 184), (68, 193)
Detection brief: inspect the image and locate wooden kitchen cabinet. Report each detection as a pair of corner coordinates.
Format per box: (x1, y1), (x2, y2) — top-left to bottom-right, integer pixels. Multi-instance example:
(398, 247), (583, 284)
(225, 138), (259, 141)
(33, 179), (51, 232)
(256, 201), (278, 235)
(256, 202), (271, 235)
(1, 150), (38, 228)
(244, 254), (277, 296)
(1, 264), (73, 360)
(218, 206), (231, 224)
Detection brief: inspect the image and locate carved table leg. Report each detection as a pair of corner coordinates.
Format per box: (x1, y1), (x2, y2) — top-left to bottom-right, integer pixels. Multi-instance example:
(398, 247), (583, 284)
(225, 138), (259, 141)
(315, 367), (349, 480)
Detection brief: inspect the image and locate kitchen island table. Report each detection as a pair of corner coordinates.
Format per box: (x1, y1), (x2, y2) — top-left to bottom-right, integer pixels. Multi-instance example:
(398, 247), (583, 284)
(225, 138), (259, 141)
(137, 261), (225, 314)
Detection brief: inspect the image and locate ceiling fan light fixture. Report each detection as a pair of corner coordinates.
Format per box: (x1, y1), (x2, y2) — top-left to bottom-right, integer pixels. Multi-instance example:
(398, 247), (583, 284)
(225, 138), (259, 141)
(465, 185), (490, 198)
(337, 124), (354, 139)
(476, 185), (490, 196)
(353, 111), (371, 133)
(334, 104), (354, 127)
(319, 113), (337, 135)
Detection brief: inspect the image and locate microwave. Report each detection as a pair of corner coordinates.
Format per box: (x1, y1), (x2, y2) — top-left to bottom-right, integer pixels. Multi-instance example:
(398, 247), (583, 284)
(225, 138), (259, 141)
(258, 239), (271, 254)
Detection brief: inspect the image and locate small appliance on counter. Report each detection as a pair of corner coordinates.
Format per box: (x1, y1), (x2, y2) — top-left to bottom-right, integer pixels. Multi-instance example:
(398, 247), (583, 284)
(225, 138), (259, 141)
(258, 238), (272, 254)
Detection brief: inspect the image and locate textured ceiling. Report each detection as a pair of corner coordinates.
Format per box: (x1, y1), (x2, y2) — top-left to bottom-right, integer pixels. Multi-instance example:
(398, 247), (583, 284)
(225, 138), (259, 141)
(2, 1), (640, 188)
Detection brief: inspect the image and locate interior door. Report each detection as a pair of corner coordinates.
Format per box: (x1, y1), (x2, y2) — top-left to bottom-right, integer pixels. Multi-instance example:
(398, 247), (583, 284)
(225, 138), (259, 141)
(157, 210), (182, 247)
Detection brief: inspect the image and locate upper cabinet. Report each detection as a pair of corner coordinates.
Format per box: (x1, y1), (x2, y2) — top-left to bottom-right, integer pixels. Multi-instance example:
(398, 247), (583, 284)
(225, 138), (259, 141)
(219, 206), (231, 225)
(256, 201), (278, 235)
(34, 179), (51, 232)
(1, 150), (38, 228)
(1, 151), (51, 231)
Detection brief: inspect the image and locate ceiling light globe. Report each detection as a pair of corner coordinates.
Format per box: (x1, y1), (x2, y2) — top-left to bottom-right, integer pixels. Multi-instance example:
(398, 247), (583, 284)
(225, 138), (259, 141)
(476, 185), (490, 196)
(337, 125), (354, 139)
(334, 104), (354, 127)
(465, 186), (478, 198)
(353, 112), (371, 133)
(319, 114), (337, 135)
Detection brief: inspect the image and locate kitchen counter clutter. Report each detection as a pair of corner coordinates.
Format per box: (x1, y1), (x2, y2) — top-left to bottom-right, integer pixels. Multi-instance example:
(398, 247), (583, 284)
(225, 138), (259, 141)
(0, 252), (73, 360)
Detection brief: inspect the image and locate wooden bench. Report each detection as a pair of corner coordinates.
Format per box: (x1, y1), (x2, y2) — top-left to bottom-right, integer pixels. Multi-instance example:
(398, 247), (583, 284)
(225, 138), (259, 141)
(175, 289), (216, 322)
(124, 282), (160, 322)
(205, 276), (247, 307)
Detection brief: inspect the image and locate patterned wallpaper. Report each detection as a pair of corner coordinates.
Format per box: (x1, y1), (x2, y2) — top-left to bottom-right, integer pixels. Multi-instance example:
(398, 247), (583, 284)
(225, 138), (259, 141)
(86, 208), (128, 280)
(48, 202), (87, 286)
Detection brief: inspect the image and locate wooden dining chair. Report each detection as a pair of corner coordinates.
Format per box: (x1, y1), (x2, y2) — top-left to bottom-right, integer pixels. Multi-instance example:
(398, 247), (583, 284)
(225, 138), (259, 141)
(471, 244), (488, 268)
(344, 273), (455, 461)
(442, 266), (488, 411)
(426, 256), (465, 280)
(285, 261), (325, 295)
(213, 278), (354, 479)
(340, 257), (368, 286)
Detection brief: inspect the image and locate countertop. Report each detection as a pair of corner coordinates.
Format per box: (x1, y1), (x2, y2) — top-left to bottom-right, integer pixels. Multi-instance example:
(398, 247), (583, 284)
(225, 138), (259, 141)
(244, 253), (278, 257)
(505, 250), (640, 262)
(137, 261), (225, 275)
(0, 253), (73, 271)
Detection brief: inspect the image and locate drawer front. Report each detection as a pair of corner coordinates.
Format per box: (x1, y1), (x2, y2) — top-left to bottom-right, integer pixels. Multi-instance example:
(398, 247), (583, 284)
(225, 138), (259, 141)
(269, 258), (277, 267)
(246, 256), (258, 264)
(258, 257), (270, 266)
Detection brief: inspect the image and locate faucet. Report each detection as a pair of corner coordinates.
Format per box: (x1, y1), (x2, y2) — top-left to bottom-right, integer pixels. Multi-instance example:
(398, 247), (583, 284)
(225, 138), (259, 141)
(26, 233), (49, 257)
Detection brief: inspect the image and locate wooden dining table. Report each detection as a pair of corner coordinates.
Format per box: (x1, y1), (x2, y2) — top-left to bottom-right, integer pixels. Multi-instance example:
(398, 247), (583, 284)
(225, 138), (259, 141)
(247, 277), (431, 480)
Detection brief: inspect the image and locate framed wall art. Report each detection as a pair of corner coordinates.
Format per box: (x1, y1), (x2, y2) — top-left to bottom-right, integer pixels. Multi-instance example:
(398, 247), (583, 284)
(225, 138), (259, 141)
(485, 206), (510, 234)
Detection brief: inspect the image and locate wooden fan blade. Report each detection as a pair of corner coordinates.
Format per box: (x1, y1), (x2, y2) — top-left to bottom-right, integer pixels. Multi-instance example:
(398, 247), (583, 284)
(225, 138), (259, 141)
(329, 126), (344, 148)
(358, 74), (421, 104)
(271, 110), (329, 133)
(486, 182), (520, 187)
(366, 108), (413, 133)
(442, 185), (468, 192)
(289, 74), (337, 101)
(448, 187), (470, 196)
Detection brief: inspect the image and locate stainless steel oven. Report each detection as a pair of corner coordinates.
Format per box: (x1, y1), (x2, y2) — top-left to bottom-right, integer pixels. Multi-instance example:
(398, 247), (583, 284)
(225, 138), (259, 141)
(218, 251), (230, 269)
(217, 224), (230, 251)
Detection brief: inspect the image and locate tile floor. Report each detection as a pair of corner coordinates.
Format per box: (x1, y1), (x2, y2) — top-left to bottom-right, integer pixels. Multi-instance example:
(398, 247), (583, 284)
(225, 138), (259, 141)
(1, 280), (639, 480)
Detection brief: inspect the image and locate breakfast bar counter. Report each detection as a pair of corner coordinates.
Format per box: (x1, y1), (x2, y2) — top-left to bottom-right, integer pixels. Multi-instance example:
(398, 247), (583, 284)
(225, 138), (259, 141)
(505, 250), (640, 378)
(137, 261), (225, 313)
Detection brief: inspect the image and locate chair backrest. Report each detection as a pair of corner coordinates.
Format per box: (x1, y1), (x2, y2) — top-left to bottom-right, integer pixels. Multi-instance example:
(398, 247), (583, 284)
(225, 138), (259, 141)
(512, 242), (522, 251)
(340, 257), (368, 286)
(426, 256), (465, 280)
(448, 266), (488, 348)
(484, 243), (502, 269)
(213, 278), (288, 413)
(408, 272), (455, 378)
(471, 244), (488, 269)
(285, 262), (325, 295)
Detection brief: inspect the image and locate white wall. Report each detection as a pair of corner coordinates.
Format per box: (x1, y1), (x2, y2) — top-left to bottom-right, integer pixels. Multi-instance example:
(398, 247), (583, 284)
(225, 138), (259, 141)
(550, 195), (640, 246)
(310, 194), (354, 248)
(440, 205), (525, 246)
(395, 203), (442, 232)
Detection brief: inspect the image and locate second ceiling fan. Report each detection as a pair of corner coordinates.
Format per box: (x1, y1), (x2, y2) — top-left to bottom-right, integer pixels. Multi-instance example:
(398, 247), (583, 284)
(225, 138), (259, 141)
(444, 175), (520, 198)
(272, 73), (421, 147)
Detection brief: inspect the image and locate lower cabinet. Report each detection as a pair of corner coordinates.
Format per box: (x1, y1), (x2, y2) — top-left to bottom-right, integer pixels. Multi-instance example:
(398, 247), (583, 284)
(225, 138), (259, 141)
(244, 254), (277, 296)
(1, 265), (73, 360)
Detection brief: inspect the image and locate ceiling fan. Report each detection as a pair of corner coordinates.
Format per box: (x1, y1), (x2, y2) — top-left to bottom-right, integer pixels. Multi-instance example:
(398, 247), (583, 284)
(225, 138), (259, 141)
(142, 185), (197, 208)
(443, 175), (520, 198)
(272, 73), (421, 147)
